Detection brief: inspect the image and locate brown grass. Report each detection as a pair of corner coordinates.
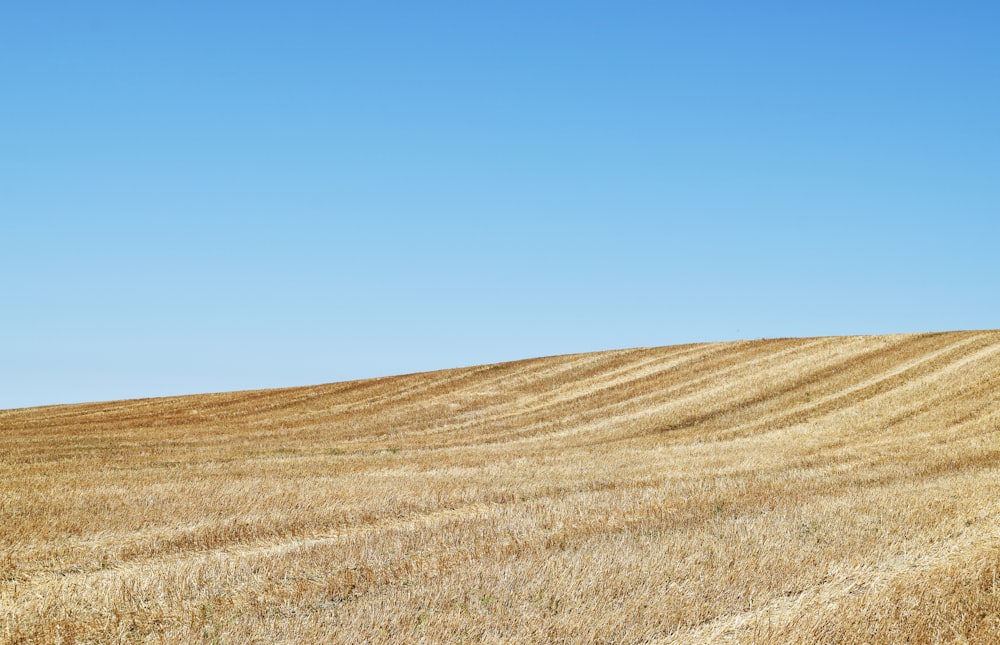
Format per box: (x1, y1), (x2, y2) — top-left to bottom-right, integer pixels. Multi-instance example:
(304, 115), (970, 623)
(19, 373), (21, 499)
(2, 330), (1000, 643)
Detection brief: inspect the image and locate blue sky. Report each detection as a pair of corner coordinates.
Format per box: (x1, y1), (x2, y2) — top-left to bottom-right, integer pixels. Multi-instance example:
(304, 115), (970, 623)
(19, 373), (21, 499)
(3, 1), (998, 409)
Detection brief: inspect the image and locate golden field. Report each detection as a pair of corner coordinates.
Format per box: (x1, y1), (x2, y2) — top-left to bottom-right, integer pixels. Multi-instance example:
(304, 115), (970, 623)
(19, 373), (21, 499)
(2, 330), (1000, 643)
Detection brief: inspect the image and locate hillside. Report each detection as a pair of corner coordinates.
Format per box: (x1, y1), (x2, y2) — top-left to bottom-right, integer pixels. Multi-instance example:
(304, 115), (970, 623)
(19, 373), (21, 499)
(2, 331), (1000, 643)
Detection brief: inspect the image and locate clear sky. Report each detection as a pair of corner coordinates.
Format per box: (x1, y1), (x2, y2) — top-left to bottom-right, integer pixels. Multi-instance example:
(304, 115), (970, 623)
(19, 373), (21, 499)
(3, 1), (998, 409)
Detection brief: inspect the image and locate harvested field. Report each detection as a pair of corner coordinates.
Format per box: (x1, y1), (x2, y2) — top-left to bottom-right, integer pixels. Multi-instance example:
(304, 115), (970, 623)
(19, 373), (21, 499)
(2, 330), (1000, 643)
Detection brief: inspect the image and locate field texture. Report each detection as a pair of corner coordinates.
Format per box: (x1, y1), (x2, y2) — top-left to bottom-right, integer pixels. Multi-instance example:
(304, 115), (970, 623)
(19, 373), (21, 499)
(3, 331), (1000, 643)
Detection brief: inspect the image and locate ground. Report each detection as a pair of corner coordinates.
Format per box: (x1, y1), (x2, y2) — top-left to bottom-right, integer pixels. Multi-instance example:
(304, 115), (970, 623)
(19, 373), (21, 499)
(2, 331), (999, 643)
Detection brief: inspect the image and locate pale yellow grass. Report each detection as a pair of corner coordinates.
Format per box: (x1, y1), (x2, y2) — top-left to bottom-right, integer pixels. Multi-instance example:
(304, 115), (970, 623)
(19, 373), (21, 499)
(2, 331), (999, 643)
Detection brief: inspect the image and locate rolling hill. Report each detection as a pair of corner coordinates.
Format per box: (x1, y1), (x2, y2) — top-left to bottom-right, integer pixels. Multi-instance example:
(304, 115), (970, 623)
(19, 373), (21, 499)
(3, 330), (1000, 643)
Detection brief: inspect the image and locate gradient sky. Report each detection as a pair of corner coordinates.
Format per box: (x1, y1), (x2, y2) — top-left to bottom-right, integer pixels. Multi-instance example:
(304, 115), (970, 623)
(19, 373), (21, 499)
(3, 1), (998, 409)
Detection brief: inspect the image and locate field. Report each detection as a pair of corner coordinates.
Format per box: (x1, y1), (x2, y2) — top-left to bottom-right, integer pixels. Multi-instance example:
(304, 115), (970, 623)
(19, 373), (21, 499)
(3, 330), (1000, 643)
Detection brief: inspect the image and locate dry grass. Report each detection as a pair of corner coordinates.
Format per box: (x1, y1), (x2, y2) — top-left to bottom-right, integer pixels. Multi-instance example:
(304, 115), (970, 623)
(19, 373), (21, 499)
(2, 330), (1000, 643)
